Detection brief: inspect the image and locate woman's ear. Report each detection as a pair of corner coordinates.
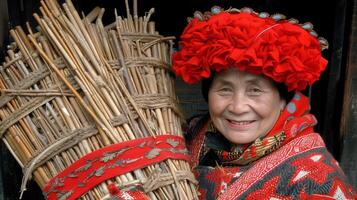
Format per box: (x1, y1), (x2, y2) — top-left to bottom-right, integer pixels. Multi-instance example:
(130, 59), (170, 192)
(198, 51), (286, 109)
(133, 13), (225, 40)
(280, 99), (287, 111)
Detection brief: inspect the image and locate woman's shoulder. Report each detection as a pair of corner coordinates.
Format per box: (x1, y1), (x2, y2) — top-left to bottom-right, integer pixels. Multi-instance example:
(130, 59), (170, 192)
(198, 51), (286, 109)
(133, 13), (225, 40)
(240, 137), (357, 199)
(277, 132), (341, 174)
(286, 147), (357, 198)
(273, 134), (356, 198)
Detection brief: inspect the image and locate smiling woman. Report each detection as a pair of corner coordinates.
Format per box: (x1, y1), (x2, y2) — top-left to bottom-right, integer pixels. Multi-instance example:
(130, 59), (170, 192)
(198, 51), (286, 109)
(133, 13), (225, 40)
(173, 6), (357, 199)
(208, 69), (285, 145)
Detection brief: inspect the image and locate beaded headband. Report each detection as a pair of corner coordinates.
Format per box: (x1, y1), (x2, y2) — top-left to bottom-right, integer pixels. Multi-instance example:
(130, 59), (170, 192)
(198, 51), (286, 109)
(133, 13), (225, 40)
(172, 6), (329, 91)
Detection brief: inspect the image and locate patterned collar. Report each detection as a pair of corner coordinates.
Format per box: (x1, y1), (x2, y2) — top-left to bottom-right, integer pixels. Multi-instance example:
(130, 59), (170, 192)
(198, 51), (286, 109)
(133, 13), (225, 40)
(203, 92), (317, 166)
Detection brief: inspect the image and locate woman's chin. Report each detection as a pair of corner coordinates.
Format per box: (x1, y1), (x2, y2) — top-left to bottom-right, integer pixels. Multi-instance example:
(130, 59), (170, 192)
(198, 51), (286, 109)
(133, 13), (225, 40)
(223, 130), (259, 144)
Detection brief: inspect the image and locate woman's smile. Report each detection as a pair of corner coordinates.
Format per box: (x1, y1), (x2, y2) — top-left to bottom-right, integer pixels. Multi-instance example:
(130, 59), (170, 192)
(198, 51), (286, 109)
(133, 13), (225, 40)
(225, 119), (256, 129)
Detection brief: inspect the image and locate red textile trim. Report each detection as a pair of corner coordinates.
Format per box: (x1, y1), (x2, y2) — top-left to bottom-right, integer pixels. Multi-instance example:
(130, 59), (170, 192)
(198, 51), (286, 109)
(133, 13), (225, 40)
(107, 183), (150, 200)
(217, 132), (325, 200)
(188, 123), (208, 168)
(113, 191), (150, 200)
(43, 135), (189, 200)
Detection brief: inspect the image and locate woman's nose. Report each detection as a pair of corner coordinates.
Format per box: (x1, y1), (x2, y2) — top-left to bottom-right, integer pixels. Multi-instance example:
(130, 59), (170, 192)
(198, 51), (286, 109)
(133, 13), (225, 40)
(227, 93), (250, 114)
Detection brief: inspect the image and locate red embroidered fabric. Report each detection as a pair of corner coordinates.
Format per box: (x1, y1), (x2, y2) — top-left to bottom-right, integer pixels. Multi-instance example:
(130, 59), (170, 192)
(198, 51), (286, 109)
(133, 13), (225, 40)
(187, 122), (208, 168)
(218, 132), (325, 199)
(43, 135), (189, 200)
(107, 183), (150, 200)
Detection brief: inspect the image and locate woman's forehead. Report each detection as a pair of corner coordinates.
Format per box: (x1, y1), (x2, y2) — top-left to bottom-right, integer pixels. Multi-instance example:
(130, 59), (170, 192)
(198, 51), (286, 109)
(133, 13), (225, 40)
(215, 69), (271, 84)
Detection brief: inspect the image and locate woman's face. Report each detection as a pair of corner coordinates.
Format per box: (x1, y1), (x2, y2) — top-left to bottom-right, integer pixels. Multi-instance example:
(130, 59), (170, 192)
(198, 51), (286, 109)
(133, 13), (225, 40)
(208, 69), (286, 144)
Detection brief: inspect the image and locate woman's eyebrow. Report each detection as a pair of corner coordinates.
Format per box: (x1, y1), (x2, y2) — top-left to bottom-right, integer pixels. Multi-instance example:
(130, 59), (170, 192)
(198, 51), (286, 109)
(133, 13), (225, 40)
(245, 77), (262, 85)
(214, 78), (234, 86)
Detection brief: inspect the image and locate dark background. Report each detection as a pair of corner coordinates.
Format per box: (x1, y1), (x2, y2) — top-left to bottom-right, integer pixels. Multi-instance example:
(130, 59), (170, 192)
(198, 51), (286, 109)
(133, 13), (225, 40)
(0, 0), (353, 199)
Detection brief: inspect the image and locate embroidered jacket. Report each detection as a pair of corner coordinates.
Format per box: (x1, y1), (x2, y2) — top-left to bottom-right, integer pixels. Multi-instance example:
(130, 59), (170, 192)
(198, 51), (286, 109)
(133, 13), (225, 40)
(186, 93), (357, 200)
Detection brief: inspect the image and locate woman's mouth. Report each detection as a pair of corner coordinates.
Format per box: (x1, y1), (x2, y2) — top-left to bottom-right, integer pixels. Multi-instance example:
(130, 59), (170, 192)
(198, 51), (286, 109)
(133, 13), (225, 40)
(226, 119), (256, 129)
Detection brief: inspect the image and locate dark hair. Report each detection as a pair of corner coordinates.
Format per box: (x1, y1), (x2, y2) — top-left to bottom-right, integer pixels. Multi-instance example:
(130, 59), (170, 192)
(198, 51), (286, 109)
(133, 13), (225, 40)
(201, 75), (214, 102)
(201, 73), (294, 103)
(274, 82), (295, 103)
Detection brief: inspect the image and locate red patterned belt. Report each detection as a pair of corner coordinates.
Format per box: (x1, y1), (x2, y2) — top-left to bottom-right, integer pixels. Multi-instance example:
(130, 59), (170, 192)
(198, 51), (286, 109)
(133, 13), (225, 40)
(43, 135), (189, 200)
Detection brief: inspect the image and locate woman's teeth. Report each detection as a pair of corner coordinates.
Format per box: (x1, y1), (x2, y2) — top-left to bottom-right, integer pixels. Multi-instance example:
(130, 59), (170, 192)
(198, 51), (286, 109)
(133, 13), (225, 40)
(228, 120), (254, 125)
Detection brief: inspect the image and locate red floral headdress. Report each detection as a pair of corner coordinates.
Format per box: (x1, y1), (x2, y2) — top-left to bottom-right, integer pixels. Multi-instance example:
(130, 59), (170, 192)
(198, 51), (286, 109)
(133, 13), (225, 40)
(172, 7), (329, 91)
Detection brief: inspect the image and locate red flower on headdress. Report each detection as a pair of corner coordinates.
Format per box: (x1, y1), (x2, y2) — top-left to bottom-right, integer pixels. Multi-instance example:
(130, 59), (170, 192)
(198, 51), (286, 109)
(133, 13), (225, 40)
(172, 12), (328, 91)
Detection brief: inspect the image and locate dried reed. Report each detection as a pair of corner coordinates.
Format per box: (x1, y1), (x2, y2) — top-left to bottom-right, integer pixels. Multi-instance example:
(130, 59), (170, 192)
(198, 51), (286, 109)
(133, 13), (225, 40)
(0, 0), (198, 199)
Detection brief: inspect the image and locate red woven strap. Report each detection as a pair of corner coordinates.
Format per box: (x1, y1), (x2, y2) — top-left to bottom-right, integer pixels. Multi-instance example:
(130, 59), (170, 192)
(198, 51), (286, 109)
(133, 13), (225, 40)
(107, 182), (150, 200)
(43, 135), (189, 200)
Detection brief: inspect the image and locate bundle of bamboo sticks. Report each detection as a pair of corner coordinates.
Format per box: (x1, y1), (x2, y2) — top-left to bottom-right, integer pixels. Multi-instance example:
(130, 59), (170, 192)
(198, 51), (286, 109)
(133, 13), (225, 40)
(0, 0), (198, 199)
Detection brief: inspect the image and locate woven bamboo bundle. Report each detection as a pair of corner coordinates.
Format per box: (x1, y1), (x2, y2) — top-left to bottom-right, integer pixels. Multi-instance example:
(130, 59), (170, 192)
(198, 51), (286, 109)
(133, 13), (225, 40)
(0, 0), (198, 199)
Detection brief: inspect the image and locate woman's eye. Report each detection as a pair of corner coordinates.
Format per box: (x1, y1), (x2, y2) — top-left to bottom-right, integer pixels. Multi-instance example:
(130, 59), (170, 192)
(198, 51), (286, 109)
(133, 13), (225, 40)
(217, 87), (233, 95)
(220, 88), (231, 92)
(248, 88), (262, 95)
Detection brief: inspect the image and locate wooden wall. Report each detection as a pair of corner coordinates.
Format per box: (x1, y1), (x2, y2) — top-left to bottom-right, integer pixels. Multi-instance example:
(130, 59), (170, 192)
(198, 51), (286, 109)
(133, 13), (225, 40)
(340, 0), (357, 189)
